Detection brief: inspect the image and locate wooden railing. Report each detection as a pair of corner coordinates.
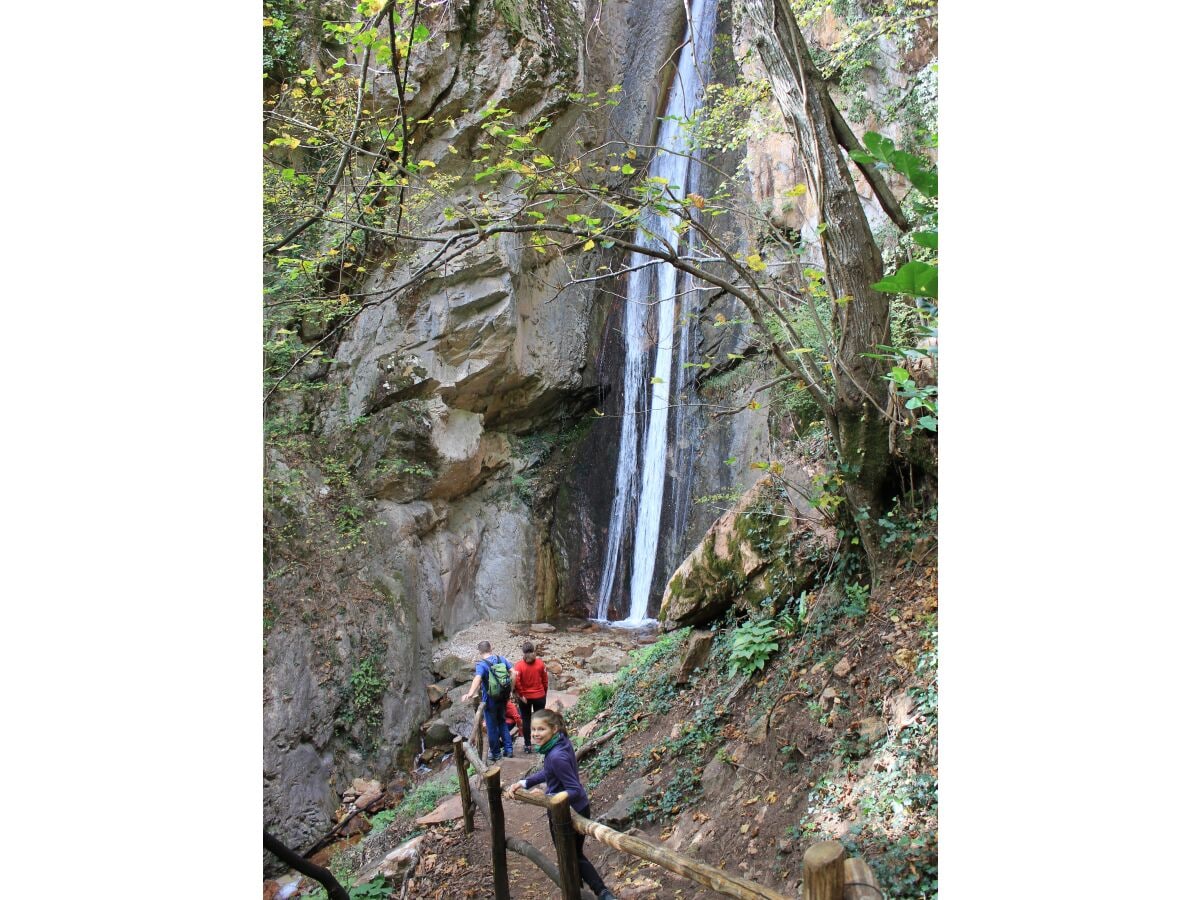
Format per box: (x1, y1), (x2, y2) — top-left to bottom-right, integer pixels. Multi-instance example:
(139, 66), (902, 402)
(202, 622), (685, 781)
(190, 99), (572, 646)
(452, 736), (882, 900)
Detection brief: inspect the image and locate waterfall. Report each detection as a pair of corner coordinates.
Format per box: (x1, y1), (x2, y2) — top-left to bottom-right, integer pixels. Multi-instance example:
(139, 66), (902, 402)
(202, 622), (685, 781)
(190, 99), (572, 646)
(596, 0), (719, 625)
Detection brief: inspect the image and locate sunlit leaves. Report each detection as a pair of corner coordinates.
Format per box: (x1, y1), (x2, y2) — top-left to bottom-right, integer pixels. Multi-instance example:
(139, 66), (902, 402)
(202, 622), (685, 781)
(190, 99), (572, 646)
(851, 132), (937, 199)
(872, 260), (936, 299)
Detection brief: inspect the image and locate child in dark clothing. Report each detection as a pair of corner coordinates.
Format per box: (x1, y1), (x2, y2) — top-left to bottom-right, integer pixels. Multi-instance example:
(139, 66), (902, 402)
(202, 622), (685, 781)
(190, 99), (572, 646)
(505, 709), (616, 900)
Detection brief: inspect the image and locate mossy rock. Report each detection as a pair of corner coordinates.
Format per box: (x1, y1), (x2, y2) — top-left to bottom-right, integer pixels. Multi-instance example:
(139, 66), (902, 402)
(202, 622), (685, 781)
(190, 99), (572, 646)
(660, 477), (816, 629)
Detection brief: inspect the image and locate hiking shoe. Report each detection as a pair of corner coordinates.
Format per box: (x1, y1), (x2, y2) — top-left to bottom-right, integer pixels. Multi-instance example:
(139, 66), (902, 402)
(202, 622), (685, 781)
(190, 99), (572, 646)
(488, 754), (501, 764)
(523, 745), (533, 754)
(597, 890), (616, 900)
(503, 750), (514, 758)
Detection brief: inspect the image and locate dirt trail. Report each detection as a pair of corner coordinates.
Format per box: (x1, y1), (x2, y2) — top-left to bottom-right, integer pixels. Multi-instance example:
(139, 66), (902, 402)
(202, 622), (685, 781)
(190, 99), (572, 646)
(404, 753), (729, 900)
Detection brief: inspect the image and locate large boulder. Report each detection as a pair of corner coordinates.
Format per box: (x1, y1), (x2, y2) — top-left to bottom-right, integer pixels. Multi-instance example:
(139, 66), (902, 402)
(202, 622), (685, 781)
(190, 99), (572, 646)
(674, 630), (714, 684)
(433, 655), (477, 684)
(422, 718), (453, 746)
(587, 648), (627, 674)
(597, 776), (653, 829)
(658, 477), (823, 630)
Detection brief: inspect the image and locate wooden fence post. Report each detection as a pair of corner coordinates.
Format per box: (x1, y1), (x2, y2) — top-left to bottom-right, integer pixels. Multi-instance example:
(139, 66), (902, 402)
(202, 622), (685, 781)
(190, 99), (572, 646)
(801, 841), (845, 900)
(474, 703), (486, 761)
(842, 857), (882, 899)
(549, 792), (582, 900)
(484, 766), (511, 900)
(452, 736), (474, 835)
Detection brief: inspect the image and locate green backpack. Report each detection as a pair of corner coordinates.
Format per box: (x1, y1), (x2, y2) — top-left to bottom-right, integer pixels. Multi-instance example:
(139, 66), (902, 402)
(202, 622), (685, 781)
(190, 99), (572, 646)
(484, 655), (512, 700)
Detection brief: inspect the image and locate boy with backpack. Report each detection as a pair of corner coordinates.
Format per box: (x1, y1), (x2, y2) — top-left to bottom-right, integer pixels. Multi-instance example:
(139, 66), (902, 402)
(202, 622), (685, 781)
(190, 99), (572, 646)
(513, 640), (549, 754)
(460, 640), (515, 763)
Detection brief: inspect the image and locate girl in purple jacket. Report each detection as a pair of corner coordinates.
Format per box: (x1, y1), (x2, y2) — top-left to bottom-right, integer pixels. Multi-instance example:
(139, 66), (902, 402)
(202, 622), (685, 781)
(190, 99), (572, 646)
(506, 709), (617, 900)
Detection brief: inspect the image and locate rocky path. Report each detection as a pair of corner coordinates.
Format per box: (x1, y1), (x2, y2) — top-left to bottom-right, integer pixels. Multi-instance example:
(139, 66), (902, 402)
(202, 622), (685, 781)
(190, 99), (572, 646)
(433, 617), (661, 695)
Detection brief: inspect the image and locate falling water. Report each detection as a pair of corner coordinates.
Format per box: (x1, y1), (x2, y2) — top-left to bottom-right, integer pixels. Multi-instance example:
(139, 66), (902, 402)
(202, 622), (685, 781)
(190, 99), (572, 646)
(596, 0), (719, 625)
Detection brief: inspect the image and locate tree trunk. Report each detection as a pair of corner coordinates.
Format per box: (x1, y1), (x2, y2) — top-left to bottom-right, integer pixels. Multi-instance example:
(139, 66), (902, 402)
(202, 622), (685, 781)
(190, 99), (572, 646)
(742, 0), (895, 578)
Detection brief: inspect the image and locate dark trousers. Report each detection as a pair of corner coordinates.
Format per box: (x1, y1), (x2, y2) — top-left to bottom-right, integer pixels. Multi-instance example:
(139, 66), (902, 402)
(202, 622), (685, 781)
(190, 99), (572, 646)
(547, 804), (609, 896)
(518, 695), (546, 747)
(483, 697), (513, 758)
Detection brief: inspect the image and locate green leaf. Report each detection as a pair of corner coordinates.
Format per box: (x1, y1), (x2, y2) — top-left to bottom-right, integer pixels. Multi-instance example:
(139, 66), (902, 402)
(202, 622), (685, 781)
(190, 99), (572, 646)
(605, 202), (637, 218)
(412, 23), (430, 43)
(872, 260), (938, 299)
(917, 416), (938, 432)
(862, 131), (894, 162)
(650, 376), (664, 384)
(912, 231), (938, 251)
(889, 366), (911, 383)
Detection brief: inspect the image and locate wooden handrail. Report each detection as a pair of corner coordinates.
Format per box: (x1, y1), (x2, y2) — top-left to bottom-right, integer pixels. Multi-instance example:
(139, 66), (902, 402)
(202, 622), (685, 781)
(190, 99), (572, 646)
(463, 740), (487, 782)
(511, 788), (791, 900)
(452, 736), (474, 835)
(473, 703), (485, 760)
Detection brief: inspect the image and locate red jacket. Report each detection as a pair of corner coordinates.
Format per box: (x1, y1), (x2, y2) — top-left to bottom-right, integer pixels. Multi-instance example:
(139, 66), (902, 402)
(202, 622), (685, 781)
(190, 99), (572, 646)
(505, 699), (521, 726)
(514, 657), (548, 700)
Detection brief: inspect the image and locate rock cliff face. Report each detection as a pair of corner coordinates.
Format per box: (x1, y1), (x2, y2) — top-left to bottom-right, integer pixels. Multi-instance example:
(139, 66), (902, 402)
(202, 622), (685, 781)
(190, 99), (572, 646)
(263, 0), (723, 849)
(263, 0), (932, 851)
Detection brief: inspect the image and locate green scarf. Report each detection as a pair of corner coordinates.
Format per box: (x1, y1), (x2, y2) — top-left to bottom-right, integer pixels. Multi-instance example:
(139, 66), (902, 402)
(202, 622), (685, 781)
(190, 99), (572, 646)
(534, 732), (562, 755)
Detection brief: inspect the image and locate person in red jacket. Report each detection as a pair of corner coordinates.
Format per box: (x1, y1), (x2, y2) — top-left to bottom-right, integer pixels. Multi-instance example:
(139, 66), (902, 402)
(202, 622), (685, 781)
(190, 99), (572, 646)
(513, 641), (549, 754)
(505, 698), (521, 730)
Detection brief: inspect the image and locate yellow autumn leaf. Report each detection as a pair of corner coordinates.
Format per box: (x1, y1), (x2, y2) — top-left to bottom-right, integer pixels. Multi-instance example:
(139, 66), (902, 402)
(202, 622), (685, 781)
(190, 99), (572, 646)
(746, 253), (767, 272)
(784, 184), (808, 197)
(582, 239), (596, 251)
(625, 148), (637, 159)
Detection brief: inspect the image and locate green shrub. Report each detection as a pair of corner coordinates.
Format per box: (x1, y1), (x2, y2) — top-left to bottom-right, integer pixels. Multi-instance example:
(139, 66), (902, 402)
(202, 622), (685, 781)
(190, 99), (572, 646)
(368, 807), (398, 835)
(575, 682), (616, 722)
(397, 770), (459, 818)
(727, 618), (780, 675)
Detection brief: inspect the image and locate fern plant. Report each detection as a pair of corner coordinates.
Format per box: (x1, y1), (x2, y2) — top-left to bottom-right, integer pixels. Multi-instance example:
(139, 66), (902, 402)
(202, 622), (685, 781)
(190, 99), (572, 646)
(727, 618), (781, 675)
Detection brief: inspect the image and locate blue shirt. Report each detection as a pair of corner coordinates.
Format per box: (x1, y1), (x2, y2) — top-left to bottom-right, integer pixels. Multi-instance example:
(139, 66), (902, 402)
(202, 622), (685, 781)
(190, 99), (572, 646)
(474, 654), (513, 702)
(525, 735), (589, 813)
